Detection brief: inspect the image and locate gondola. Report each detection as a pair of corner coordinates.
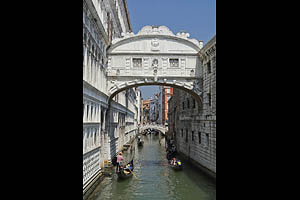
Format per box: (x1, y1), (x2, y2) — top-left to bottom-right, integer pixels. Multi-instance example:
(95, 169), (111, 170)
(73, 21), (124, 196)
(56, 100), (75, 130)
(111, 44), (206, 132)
(168, 160), (183, 170)
(117, 159), (134, 179)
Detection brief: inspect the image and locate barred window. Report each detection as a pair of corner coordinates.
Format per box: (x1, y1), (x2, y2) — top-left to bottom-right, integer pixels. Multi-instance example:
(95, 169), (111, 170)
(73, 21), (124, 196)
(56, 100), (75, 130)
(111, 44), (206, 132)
(169, 58), (179, 67)
(133, 58), (142, 67)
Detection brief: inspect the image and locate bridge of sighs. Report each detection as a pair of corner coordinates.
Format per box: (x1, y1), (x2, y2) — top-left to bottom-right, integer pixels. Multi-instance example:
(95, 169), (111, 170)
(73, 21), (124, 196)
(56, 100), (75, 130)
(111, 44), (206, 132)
(106, 25), (204, 103)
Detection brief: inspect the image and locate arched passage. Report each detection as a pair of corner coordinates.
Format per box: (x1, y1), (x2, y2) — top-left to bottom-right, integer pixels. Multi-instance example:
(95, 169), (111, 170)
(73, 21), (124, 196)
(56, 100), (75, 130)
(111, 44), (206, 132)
(108, 82), (202, 106)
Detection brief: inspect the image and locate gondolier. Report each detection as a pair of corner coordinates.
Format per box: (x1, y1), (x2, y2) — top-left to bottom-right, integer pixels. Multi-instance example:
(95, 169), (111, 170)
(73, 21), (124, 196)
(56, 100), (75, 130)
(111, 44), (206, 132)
(116, 152), (124, 173)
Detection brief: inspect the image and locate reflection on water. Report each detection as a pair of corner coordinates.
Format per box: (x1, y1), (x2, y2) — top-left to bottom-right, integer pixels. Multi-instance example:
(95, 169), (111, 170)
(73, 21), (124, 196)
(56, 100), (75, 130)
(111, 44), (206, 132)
(88, 134), (216, 200)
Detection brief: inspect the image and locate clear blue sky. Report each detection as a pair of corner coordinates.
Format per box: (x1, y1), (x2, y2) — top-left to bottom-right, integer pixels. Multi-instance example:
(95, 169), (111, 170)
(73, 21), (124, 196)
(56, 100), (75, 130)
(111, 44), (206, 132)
(126, 0), (216, 99)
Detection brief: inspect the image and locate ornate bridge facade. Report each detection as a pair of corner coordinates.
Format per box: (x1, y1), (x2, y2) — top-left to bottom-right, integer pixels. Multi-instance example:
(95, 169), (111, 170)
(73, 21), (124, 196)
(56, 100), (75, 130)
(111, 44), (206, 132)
(107, 25), (204, 103)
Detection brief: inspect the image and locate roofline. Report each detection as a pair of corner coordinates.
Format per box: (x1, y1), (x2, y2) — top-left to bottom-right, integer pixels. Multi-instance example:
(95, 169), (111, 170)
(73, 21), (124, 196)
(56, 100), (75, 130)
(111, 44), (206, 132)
(201, 35), (216, 52)
(108, 34), (201, 53)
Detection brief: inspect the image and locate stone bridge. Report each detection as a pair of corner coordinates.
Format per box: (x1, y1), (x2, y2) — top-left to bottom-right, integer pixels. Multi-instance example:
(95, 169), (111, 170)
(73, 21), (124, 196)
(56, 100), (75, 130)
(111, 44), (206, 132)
(107, 25), (204, 104)
(139, 124), (168, 135)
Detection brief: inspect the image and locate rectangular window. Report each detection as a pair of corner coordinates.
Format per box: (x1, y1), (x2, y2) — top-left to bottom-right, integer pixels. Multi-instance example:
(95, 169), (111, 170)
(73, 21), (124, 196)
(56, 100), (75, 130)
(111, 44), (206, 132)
(86, 105), (89, 119)
(208, 93), (211, 106)
(198, 132), (201, 144)
(133, 58), (142, 67)
(192, 131), (194, 141)
(206, 133), (209, 147)
(186, 129), (188, 142)
(169, 58), (179, 67)
(193, 98), (196, 109)
(207, 60), (211, 73)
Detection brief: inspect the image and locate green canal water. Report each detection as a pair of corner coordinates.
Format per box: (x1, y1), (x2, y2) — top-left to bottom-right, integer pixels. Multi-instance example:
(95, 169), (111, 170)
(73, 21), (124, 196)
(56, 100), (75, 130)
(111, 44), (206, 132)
(87, 134), (216, 200)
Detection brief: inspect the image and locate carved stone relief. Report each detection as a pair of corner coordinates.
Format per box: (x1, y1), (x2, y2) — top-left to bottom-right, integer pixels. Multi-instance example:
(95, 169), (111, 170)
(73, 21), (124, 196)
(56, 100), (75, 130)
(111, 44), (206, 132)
(151, 38), (160, 51)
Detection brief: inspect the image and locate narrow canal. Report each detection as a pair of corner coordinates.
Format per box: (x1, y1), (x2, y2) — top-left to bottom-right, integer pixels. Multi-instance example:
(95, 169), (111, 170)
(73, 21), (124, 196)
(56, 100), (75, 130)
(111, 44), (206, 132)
(87, 133), (216, 200)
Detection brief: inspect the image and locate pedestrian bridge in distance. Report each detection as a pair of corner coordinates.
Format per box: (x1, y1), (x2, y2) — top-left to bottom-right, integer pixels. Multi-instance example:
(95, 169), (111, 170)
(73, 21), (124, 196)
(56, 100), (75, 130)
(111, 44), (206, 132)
(139, 124), (168, 135)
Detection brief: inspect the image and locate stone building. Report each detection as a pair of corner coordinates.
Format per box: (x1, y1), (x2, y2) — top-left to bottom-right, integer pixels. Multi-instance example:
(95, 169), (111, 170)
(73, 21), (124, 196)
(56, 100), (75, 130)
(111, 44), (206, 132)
(142, 99), (150, 124)
(161, 86), (173, 126)
(83, 0), (140, 194)
(168, 35), (216, 178)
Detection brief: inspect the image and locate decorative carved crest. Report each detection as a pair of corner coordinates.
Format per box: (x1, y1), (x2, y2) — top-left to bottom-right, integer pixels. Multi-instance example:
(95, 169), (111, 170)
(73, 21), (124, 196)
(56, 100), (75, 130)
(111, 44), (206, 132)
(151, 38), (159, 51)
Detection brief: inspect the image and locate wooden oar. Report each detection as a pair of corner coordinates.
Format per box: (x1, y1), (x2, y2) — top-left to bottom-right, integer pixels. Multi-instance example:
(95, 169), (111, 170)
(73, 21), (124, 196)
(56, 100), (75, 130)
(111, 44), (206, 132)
(127, 168), (139, 180)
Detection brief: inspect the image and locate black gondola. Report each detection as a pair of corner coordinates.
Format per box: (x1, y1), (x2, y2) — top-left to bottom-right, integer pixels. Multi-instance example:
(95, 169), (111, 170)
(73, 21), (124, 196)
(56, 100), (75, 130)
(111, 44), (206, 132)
(117, 159), (134, 179)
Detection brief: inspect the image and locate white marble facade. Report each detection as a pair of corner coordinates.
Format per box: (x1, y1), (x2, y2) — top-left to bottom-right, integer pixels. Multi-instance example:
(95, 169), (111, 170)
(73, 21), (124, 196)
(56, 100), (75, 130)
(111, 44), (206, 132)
(83, 0), (137, 190)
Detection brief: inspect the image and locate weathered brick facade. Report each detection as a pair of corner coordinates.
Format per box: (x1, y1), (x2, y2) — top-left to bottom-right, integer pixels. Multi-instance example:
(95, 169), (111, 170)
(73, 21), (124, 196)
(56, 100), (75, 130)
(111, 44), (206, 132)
(168, 36), (216, 177)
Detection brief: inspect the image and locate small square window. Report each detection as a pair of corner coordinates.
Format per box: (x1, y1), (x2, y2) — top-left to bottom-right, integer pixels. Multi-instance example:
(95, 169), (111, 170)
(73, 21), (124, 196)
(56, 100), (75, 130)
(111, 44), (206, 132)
(169, 59), (179, 67)
(133, 58), (142, 67)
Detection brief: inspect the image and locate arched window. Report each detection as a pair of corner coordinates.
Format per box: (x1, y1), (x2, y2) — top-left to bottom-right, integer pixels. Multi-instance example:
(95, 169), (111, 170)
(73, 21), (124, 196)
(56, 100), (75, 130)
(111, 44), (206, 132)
(101, 110), (104, 129)
(86, 104), (89, 120)
(91, 45), (95, 56)
(94, 129), (97, 145)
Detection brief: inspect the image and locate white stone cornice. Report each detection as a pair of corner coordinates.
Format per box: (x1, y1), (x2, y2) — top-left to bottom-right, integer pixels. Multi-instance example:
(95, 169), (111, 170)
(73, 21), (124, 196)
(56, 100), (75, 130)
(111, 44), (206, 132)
(110, 25), (202, 51)
(137, 25), (175, 36)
